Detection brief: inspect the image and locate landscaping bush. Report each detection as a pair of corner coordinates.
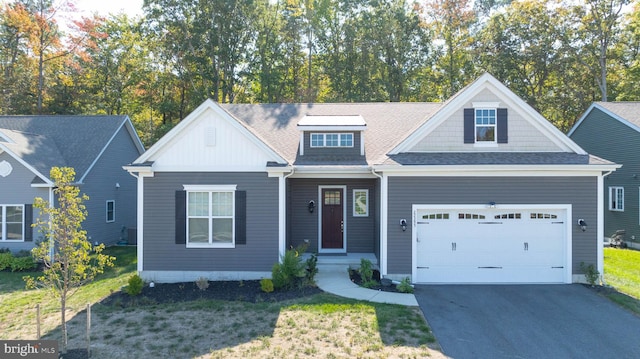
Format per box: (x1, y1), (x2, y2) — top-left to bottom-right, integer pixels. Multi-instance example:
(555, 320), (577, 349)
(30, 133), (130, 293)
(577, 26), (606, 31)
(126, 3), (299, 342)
(260, 278), (274, 293)
(305, 253), (318, 285)
(359, 258), (377, 289)
(0, 252), (36, 271)
(125, 274), (144, 296)
(272, 245), (307, 290)
(580, 262), (600, 286)
(10, 256), (36, 272)
(195, 277), (209, 291)
(396, 277), (414, 293)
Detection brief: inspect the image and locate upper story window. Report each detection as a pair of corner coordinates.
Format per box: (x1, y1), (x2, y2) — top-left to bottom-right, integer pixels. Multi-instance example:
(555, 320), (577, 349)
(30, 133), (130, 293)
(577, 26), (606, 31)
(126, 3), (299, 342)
(310, 133), (353, 148)
(106, 200), (115, 223)
(475, 108), (496, 143)
(609, 186), (624, 211)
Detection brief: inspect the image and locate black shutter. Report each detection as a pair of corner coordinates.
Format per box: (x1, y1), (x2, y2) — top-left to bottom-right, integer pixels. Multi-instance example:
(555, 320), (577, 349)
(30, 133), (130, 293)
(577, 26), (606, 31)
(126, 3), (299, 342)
(235, 191), (247, 245)
(24, 204), (33, 241)
(497, 108), (508, 143)
(463, 108), (475, 143)
(175, 191), (186, 244)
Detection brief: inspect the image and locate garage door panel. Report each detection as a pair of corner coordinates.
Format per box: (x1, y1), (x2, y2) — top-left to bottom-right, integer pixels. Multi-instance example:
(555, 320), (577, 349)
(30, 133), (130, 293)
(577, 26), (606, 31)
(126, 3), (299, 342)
(415, 207), (568, 284)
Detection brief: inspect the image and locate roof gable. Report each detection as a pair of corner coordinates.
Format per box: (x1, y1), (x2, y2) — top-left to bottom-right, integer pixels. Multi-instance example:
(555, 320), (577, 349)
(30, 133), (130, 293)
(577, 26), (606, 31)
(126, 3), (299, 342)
(134, 99), (287, 170)
(568, 102), (640, 136)
(0, 115), (143, 183)
(391, 73), (586, 155)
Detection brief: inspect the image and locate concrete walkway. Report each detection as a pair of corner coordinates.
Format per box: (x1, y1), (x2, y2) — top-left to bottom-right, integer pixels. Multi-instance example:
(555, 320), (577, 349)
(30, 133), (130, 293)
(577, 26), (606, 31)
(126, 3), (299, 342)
(315, 264), (418, 306)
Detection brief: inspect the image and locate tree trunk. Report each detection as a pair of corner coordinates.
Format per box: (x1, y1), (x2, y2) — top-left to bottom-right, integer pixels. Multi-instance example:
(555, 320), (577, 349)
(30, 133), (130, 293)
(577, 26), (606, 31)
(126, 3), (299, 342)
(60, 295), (67, 353)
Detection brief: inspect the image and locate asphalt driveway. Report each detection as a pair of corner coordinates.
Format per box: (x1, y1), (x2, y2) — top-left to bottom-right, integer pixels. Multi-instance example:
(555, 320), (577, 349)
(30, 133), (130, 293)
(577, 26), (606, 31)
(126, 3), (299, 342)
(415, 285), (640, 359)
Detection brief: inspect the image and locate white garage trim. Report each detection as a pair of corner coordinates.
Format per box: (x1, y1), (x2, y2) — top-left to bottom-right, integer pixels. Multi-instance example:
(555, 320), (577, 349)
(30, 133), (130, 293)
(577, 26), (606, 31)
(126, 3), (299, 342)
(411, 204), (572, 284)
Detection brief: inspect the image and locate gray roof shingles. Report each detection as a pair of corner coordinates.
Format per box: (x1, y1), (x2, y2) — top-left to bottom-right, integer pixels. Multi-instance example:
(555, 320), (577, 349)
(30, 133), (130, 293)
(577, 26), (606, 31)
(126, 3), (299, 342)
(221, 103), (611, 167)
(0, 115), (127, 180)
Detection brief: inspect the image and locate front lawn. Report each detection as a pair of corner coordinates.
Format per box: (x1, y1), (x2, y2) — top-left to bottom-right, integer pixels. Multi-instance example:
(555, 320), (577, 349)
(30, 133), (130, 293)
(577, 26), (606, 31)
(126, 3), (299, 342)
(1, 246), (444, 358)
(604, 247), (640, 314)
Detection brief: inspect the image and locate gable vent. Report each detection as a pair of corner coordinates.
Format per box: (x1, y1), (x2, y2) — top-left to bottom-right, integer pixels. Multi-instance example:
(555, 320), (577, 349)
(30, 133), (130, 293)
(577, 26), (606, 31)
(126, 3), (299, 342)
(205, 127), (216, 147)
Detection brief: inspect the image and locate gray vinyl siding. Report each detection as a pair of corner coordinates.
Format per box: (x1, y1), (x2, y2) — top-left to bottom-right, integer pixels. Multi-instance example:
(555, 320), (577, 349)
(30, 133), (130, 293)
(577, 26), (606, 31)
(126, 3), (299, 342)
(0, 152), (48, 251)
(303, 131), (362, 157)
(143, 172), (279, 271)
(570, 108), (640, 240)
(387, 176), (597, 275)
(287, 178), (377, 254)
(81, 125), (141, 245)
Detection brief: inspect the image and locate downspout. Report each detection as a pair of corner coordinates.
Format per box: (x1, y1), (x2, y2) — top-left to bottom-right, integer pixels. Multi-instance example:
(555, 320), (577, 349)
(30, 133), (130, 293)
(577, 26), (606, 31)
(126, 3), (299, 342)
(371, 167), (387, 276)
(280, 167), (295, 258)
(598, 169), (614, 281)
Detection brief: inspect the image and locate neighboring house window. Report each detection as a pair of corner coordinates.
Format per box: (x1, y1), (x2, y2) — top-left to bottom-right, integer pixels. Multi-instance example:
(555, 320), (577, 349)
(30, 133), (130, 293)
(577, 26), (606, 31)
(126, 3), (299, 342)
(106, 200), (115, 223)
(475, 108), (496, 143)
(609, 187), (624, 211)
(353, 189), (368, 217)
(186, 185), (236, 248)
(310, 133), (353, 148)
(0, 205), (23, 241)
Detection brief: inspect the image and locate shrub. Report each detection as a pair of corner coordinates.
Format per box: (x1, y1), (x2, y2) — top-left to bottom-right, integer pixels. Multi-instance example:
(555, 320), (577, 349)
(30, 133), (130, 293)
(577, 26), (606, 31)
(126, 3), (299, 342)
(271, 245), (307, 290)
(305, 253), (318, 284)
(195, 277), (209, 291)
(10, 256), (36, 272)
(0, 252), (12, 271)
(396, 277), (414, 293)
(357, 258), (378, 288)
(580, 262), (600, 286)
(260, 278), (274, 293)
(125, 274), (144, 296)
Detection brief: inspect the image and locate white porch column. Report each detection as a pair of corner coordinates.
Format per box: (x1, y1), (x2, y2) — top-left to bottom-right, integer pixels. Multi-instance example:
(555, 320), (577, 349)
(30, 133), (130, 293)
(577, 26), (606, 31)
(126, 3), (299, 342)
(380, 173), (388, 276)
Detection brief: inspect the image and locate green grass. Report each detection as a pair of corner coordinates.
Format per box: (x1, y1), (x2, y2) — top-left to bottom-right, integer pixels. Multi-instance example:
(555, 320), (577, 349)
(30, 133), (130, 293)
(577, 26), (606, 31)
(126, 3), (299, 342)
(604, 247), (640, 315)
(0, 245), (137, 340)
(604, 247), (640, 299)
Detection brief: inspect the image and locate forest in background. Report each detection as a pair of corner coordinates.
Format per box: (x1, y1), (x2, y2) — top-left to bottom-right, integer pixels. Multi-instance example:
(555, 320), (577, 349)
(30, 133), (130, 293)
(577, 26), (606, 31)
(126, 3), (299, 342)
(1, 0), (638, 146)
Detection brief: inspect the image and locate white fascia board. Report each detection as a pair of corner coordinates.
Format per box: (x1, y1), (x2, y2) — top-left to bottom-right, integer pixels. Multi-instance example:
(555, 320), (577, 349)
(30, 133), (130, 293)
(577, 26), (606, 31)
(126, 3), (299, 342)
(0, 143), (53, 185)
(267, 166), (294, 177)
(567, 103), (598, 137)
(373, 164), (620, 177)
(146, 165), (271, 172)
(297, 125), (367, 131)
(123, 165), (154, 176)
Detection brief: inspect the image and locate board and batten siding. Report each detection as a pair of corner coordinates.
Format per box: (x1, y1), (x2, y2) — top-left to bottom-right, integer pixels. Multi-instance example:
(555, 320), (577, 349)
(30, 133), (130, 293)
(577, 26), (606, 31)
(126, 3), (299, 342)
(0, 152), (47, 251)
(287, 178), (377, 253)
(386, 176), (597, 276)
(81, 124), (141, 245)
(570, 108), (640, 240)
(143, 172), (279, 271)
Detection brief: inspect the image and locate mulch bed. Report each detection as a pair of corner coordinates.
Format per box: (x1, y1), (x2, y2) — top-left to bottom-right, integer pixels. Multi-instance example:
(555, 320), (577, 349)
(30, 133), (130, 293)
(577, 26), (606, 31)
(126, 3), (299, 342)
(349, 268), (401, 293)
(100, 280), (323, 307)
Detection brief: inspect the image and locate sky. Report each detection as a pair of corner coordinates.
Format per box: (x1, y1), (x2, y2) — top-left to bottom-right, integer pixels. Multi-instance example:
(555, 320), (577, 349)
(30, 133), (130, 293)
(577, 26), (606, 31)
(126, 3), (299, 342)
(74, 0), (144, 17)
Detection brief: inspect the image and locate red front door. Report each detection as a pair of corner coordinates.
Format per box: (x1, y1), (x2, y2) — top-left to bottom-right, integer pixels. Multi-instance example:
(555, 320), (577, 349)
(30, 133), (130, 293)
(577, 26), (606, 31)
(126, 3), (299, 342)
(321, 188), (344, 249)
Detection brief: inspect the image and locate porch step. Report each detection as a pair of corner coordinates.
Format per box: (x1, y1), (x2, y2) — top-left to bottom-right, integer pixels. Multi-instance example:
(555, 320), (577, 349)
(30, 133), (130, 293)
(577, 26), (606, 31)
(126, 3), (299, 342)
(305, 253), (378, 267)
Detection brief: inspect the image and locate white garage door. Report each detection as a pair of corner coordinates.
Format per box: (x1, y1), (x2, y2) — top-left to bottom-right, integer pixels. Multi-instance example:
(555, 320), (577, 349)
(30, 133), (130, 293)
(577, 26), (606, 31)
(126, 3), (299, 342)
(414, 206), (569, 283)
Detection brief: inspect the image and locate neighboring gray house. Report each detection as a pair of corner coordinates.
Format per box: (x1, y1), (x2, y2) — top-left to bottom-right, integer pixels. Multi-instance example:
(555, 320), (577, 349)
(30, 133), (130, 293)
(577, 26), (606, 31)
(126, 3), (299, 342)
(126, 73), (618, 284)
(0, 116), (145, 251)
(569, 102), (640, 242)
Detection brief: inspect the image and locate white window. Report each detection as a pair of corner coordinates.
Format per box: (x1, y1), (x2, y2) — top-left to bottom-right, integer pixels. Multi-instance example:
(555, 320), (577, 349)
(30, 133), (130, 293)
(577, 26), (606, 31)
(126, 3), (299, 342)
(609, 187), (624, 211)
(106, 200), (115, 223)
(475, 108), (496, 143)
(185, 185), (236, 248)
(0, 205), (23, 241)
(310, 133), (353, 148)
(353, 189), (368, 217)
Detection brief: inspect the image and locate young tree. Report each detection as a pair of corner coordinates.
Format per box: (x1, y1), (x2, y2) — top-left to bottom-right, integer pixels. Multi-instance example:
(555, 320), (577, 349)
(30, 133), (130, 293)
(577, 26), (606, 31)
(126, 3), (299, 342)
(25, 167), (114, 353)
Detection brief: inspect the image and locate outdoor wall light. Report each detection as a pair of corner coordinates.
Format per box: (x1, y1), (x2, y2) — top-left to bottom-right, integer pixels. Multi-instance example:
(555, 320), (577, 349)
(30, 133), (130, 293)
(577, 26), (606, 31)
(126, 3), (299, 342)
(308, 200), (315, 213)
(400, 219), (407, 231)
(488, 201), (496, 209)
(577, 219), (587, 232)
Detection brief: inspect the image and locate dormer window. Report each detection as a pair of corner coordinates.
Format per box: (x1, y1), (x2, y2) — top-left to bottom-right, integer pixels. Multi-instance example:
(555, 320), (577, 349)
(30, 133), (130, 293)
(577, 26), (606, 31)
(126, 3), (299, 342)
(475, 108), (496, 143)
(311, 133), (353, 148)
(464, 104), (508, 145)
